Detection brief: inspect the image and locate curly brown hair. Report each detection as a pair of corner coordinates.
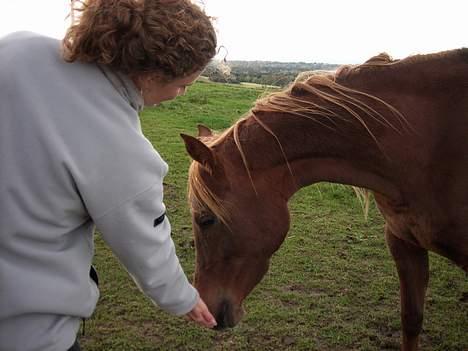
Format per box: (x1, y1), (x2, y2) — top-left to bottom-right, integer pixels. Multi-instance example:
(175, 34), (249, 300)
(63, 0), (217, 80)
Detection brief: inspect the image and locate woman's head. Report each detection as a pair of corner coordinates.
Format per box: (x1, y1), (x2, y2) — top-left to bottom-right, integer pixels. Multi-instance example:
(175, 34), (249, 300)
(63, 0), (217, 81)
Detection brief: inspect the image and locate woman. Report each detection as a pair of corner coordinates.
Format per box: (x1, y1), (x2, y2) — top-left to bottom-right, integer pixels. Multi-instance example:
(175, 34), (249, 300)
(0, 0), (217, 350)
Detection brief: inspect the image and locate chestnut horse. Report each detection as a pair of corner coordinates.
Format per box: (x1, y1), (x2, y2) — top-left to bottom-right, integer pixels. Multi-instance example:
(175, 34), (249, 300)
(181, 49), (468, 350)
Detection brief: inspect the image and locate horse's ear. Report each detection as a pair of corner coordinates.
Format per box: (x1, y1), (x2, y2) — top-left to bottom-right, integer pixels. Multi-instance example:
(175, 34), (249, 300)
(180, 133), (215, 173)
(197, 124), (213, 138)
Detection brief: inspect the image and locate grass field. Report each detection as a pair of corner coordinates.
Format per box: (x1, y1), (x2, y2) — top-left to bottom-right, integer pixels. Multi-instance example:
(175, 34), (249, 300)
(80, 81), (467, 351)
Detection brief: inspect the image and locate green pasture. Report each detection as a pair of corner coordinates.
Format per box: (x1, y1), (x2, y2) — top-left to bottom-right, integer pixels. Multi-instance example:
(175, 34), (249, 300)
(81, 81), (467, 351)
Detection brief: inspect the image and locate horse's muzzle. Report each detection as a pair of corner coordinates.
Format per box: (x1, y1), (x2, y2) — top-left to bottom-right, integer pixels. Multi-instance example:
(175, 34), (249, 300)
(213, 299), (243, 330)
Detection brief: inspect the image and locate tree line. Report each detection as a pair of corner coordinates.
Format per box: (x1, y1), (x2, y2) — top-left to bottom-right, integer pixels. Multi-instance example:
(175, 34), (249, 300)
(203, 60), (340, 87)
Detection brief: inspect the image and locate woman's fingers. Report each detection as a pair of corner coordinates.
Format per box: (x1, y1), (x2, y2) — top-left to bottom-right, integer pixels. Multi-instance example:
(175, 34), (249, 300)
(186, 297), (217, 328)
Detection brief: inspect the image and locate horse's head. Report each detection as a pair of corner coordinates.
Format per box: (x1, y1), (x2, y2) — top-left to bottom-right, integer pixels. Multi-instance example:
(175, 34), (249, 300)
(181, 125), (291, 329)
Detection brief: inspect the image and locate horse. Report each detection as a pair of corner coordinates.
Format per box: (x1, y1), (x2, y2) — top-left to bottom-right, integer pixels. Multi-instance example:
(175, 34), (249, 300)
(181, 49), (468, 351)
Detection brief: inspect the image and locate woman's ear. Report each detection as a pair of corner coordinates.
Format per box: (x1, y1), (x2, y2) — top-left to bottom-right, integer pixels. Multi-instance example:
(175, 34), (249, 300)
(129, 74), (145, 93)
(130, 73), (157, 89)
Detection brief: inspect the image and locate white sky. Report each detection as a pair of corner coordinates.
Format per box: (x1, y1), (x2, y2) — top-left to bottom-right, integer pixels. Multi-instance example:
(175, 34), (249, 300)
(0, 1), (466, 64)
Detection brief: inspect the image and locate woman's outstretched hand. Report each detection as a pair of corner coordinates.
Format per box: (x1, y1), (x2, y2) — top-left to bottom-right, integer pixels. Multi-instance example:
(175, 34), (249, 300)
(186, 297), (217, 328)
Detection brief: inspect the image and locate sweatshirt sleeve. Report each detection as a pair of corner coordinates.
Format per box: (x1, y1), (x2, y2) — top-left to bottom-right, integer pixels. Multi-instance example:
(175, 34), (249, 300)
(93, 181), (199, 315)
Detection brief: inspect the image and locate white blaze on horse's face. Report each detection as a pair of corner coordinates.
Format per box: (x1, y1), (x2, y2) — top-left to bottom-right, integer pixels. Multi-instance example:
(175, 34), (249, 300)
(182, 132), (291, 329)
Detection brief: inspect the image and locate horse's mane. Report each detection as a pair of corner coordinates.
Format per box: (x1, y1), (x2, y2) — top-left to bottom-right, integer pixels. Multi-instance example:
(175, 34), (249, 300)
(189, 48), (468, 223)
(188, 62), (413, 224)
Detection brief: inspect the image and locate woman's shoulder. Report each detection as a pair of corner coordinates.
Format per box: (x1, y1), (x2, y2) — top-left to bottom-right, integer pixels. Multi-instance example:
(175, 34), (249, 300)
(1, 31), (59, 51)
(0, 31), (61, 72)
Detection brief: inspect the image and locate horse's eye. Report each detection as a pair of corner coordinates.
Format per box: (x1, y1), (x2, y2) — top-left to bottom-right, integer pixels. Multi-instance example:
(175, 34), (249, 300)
(197, 215), (217, 227)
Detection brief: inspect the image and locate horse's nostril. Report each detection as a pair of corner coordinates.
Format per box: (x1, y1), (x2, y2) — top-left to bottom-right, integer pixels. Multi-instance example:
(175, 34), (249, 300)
(214, 299), (232, 330)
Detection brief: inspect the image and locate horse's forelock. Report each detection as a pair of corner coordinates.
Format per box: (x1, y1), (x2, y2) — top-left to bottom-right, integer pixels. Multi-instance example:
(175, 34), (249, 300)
(188, 161), (231, 226)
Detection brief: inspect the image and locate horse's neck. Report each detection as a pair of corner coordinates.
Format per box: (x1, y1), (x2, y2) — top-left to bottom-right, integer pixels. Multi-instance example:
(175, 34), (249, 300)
(220, 49), (468, 203)
(232, 110), (402, 201)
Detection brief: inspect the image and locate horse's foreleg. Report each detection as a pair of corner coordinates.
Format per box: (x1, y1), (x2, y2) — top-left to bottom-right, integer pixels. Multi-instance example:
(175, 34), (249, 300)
(385, 228), (429, 351)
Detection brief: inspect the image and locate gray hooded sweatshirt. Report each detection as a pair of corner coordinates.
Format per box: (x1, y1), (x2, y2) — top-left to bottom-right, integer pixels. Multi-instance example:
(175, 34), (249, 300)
(0, 32), (198, 351)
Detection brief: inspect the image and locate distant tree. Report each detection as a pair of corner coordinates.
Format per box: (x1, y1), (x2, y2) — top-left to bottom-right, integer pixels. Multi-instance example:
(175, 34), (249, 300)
(204, 59), (339, 87)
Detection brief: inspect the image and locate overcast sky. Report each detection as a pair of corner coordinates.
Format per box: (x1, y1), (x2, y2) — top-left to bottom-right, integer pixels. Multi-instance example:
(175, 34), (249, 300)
(0, 1), (466, 64)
